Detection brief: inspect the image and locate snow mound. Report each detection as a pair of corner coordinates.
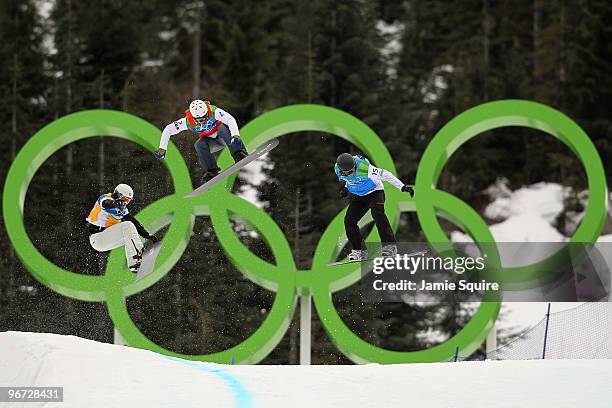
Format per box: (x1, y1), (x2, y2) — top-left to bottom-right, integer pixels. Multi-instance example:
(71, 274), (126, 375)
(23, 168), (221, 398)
(453, 181), (567, 243)
(1, 331), (611, 408)
(484, 182), (565, 224)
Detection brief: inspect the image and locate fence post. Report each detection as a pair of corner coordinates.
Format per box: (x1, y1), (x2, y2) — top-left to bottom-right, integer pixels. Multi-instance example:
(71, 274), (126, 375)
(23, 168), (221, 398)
(542, 303), (551, 359)
(454, 346), (459, 362)
(485, 322), (497, 360)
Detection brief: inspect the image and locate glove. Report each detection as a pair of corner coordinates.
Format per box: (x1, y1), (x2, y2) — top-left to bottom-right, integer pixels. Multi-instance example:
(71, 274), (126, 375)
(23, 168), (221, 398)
(147, 234), (159, 243)
(339, 181), (349, 197)
(114, 199), (126, 208)
(401, 185), (415, 198)
(153, 148), (166, 160)
(230, 135), (244, 148)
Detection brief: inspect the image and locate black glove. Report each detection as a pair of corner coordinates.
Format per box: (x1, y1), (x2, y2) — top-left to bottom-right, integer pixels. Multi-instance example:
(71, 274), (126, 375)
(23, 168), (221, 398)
(339, 181), (349, 197)
(401, 185), (415, 198)
(146, 234), (159, 243)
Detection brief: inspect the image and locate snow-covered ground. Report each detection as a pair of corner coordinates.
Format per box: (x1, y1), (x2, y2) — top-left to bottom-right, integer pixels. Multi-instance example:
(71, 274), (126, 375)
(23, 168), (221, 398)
(1, 331), (610, 408)
(451, 180), (611, 331)
(452, 181), (568, 243)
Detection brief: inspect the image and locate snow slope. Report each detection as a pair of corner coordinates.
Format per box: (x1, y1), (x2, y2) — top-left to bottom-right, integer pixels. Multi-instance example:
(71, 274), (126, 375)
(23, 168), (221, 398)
(451, 181), (605, 330)
(1, 332), (610, 408)
(452, 181), (567, 243)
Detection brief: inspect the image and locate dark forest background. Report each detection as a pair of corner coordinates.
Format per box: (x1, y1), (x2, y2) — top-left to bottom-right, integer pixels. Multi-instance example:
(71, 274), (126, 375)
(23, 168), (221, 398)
(1, 0), (612, 364)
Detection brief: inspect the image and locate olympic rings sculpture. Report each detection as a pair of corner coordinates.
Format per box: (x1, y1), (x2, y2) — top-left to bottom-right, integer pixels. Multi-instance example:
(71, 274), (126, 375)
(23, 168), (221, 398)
(3, 101), (607, 364)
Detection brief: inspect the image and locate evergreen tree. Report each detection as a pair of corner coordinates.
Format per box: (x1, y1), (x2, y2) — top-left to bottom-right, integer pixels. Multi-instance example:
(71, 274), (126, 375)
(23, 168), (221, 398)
(0, 0), (54, 333)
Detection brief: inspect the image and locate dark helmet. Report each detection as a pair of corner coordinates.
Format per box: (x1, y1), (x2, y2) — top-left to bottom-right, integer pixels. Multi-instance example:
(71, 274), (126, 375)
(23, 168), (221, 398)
(336, 153), (356, 175)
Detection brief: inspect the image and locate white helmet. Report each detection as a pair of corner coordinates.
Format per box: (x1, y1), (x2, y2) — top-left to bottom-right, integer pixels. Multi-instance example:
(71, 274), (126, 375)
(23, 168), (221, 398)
(114, 183), (134, 201)
(189, 99), (208, 119)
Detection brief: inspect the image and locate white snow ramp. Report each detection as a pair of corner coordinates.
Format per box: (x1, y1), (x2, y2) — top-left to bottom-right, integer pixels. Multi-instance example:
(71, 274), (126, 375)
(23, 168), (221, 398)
(0, 331), (610, 408)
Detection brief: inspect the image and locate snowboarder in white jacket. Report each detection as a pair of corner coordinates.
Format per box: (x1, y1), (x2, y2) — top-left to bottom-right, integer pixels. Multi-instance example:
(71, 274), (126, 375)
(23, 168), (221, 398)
(154, 99), (248, 183)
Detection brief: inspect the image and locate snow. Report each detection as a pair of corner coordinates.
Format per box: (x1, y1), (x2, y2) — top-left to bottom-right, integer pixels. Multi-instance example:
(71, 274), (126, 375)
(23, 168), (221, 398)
(236, 154), (275, 209)
(376, 20), (404, 78)
(237, 158), (266, 208)
(450, 180), (605, 332)
(453, 181), (567, 243)
(1, 331), (611, 408)
(452, 211), (566, 243)
(484, 181), (565, 224)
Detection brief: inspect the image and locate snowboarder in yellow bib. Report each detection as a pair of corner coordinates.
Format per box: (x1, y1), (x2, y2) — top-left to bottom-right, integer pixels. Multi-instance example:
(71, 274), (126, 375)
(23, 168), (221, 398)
(154, 99), (248, 184)
(86, 184), (158, 273)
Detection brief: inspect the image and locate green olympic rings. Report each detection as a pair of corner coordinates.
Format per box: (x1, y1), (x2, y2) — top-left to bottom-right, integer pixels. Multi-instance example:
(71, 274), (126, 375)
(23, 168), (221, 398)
(415, 100), (608, 288)
(3, 100), (606, 364)
(2, 110), (193, 301)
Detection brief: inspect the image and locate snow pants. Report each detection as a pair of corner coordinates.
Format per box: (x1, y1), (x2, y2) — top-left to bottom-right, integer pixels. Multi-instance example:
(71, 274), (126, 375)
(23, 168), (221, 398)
(193, 124), (247, 173)
(344, 189), (396, 250)
(89, 221), (143, 269)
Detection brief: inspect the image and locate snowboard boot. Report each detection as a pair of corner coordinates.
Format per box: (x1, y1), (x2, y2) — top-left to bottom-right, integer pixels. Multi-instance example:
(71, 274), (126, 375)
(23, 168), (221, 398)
(201, 168), (221, 185)
(381, 244), (398, 258)
(232, 150), (249, 163)
(129, 262), (141, 274)
(348, 249), (368, 262)
(129, 251), (143, 274)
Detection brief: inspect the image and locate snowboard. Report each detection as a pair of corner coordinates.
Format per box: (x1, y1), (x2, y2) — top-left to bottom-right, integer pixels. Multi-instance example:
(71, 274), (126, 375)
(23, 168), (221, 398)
(186, 138), (279, 198)
(326, 249), (429, 267)
(136, 241), (163, 280)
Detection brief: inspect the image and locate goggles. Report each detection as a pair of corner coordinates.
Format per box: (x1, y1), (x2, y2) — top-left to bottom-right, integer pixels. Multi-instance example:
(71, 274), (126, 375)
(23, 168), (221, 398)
(194, 115), (209, 125)
(115, 193), (132, 205)
(340, 165), (355, 176)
